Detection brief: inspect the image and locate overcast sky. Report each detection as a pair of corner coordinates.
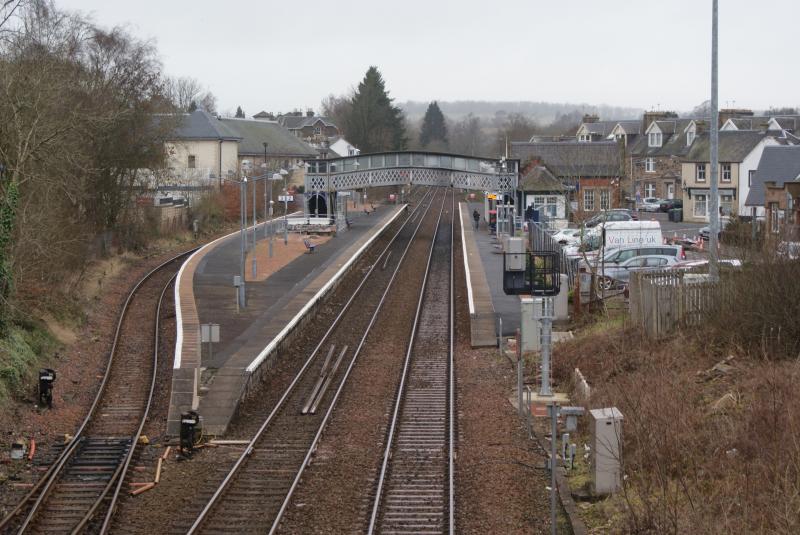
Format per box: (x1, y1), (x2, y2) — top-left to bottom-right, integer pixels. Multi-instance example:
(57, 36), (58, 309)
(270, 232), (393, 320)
(58, 0), (799, 117)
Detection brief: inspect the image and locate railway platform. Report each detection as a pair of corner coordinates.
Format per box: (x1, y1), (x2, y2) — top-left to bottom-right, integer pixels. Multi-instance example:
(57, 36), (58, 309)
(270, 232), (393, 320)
(168, 204), (405, 435)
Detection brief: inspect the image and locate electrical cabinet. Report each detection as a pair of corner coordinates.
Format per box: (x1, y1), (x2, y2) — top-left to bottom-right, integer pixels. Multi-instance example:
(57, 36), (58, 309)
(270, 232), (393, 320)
(590, 407), (624, 495)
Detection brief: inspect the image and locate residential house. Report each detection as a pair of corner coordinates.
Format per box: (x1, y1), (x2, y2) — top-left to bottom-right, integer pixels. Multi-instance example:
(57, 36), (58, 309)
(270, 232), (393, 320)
(681, 131), (780, 222)
(327, 136), (360, 157)
(218, 117), (319, 186)
(277, 110), (340, 146)
(164, 109), (241, 185)
(627, 113), (701, 202)
(575, 115), (619, 142)
(511, 140), (623, 217)
(745, 145), (800, 234)
(518, 165), (568, 226)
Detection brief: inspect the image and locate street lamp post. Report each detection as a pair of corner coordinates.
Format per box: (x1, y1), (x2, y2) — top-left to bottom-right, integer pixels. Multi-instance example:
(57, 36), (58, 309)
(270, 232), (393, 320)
(239, 172), (248, 308)
(252, 175), (257, 277)
(263, 143), (269, 240)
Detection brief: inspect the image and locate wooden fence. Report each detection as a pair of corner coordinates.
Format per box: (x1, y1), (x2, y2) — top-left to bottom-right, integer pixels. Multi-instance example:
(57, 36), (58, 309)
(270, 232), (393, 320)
(629, 270), (718, 338)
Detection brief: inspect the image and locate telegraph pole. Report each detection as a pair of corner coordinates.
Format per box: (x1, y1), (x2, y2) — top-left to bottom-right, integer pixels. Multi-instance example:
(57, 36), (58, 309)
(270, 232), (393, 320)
(709, 0), (720, 281)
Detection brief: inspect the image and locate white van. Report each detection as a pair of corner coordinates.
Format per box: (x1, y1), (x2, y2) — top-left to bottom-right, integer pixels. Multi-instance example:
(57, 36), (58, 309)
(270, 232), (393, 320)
(565, 221), (663, 257)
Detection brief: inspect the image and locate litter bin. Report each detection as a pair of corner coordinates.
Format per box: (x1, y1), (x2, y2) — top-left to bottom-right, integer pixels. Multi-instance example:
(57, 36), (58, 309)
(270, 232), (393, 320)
(669, 208), (683, 222)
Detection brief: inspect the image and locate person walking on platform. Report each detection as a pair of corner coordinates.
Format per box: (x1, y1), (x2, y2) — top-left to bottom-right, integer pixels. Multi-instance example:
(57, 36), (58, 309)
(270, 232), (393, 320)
(472, 209), (480, 229)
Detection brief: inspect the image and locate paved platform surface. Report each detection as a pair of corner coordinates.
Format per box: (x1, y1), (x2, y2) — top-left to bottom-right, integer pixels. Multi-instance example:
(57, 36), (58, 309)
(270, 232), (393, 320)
(459, 203), (497, 348)
(467, 202), (522, 337)
(168, 204), (403, 435)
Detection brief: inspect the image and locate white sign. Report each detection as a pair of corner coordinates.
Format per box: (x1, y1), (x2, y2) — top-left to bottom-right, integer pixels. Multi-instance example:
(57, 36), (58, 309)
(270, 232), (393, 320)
(201, 324), (220, 343)
(338, 191), (352, 197)
(278, 195), (294, 202)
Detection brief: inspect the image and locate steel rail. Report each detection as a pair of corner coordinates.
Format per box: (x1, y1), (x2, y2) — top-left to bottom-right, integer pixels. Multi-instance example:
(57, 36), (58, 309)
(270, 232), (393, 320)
(0, 249), (196, 534)
(93, 270), (177, 534)
(367, 189), (454, 534)
(448, 190), (455, 535)
(186, 189), (438, 534)
(266, 189), (449, 535)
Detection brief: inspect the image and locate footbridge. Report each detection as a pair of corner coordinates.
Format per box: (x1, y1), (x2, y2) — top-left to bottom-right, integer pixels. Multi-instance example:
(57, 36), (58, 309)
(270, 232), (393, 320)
(302, 151), (519, 220)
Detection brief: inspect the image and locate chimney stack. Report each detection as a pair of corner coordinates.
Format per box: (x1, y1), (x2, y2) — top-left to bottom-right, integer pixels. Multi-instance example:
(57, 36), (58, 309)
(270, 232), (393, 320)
(718, 108), (753, 128)
(582, 113), (599, 124)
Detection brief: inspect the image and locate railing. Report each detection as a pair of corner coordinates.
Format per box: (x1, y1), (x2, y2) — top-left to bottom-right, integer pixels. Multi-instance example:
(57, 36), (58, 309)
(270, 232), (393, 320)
(629, 270), (718, 338)
(528, 221), (577, 290)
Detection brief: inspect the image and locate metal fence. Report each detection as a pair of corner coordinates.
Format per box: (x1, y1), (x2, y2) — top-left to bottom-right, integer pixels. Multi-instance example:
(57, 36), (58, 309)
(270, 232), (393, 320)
(527, 221), (577, 290)
(628, 270), (717, 338)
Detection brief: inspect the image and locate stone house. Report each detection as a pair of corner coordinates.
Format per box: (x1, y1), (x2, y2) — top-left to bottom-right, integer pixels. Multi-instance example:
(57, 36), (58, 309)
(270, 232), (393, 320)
(627, 114), (700, 203)
(745, 145), (800, 234)
(511, 140), (624, 219)
(681, 131), (780, 222)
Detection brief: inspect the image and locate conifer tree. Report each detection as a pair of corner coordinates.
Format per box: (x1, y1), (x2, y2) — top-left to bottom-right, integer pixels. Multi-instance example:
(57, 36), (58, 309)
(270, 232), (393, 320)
(344, 67), (407, 152)
(235, 106), (245, 118)
(419, 101), (448, 150)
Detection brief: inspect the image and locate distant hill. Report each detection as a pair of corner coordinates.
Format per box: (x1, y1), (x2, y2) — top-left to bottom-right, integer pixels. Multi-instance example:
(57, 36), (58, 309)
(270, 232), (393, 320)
(399, 100), (642, 124)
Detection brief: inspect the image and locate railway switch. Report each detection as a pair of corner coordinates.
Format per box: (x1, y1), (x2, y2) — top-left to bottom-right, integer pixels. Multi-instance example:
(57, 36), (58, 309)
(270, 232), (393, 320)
(38, 368), (56, 408)
(180, 411), (202, 454)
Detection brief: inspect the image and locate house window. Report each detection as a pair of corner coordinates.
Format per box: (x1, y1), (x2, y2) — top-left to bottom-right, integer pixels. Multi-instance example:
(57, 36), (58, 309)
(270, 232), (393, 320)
(600, 189), (610, 210)
(188, 155), (196, 169)
(314, 126), (322, 135)
(578, 134), (590, 142)
(748, 170), (755, 187)
(721, 163), (732, 182)
(645, 158), (655, 173)
(687, 131), (695, 145)
(583, 189), (595, 211)
(721, 194), (733, 216)
(694, 194), (708, 218)
(696, 164), (706, 182)
(648, 132), (662, 147)
(644, 183), (656, 198)
(532, 195), (558, 217)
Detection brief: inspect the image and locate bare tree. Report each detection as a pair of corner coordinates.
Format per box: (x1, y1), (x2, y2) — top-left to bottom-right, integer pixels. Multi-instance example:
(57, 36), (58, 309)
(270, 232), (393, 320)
(166, 75), (216, 113)
(449, 114), (488, 156)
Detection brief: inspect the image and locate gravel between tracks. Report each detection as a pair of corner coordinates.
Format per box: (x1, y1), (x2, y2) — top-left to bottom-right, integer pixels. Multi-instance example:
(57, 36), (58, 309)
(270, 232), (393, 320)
(277, 203), (553, 534)
(275, 192), (443, 534)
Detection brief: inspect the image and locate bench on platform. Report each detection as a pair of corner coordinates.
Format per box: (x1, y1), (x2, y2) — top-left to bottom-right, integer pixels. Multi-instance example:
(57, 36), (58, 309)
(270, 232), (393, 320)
(303, 239), (316, 253)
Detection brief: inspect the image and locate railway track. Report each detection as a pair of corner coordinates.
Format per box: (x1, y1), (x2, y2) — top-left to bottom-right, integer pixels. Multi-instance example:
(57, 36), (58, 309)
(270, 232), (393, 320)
(182, 188), (446, 535)
(368, 188), (455, 534)
(0, 251), (193, 535)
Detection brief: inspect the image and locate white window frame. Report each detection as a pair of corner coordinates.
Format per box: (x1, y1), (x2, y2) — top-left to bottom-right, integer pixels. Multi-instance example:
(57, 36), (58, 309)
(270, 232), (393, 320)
(578, 134), (590, 142)
(645, 157), (655, 173)
(748, 169), (755, 187)
(583, 189), (595, 211)
(696, 164), (706, 182)
(644, 183), (656, 198)
(687, 131), (695, 145)
(721, 163), (732, 182)
(599, 189), (611, 210)
(648, 132), (662, 147)
(694, 194), (708, 218)
(314, 126), (322, 135)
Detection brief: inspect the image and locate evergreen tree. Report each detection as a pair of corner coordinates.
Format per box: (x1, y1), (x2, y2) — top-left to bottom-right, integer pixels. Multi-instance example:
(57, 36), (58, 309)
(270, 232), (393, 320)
(235, 106), (245, 118)
(344, 67), (407, 153)
(419, 101), (448, 150)
(187, 100), (198, 112)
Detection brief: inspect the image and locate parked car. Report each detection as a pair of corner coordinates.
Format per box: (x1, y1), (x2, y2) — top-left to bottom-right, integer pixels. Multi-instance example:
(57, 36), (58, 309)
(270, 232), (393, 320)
(640, 197), (663, 212)
(671, 259), (742, 270)
(596, 255), (681, 290)
(584, 209), (638, 228)
(777, 241), (800, 260)
(659, 198), (683, 212)
(699, 217), (731, 241)
(551, 228), (582, 245)
(578, 243), (685, 270)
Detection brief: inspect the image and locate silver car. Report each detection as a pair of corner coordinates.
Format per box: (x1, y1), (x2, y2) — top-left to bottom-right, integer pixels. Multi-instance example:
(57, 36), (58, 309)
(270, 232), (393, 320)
(597, 255), (680, 290)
